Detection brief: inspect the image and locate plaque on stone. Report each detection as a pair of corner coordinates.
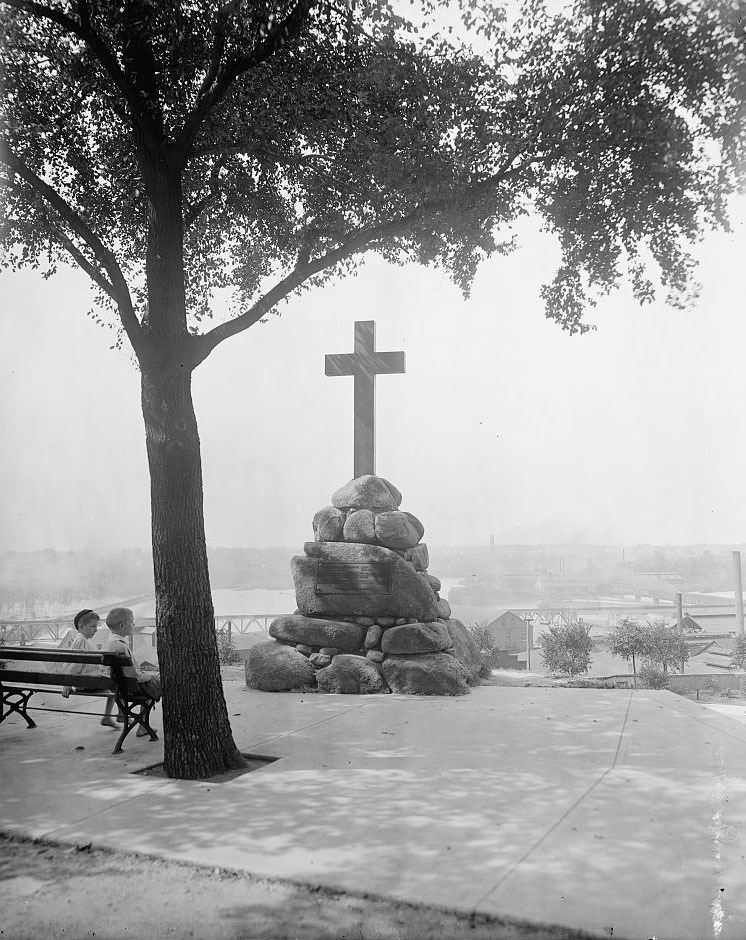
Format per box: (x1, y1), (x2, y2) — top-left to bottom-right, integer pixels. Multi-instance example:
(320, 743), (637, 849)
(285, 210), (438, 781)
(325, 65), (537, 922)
(315, 561), (393, 595)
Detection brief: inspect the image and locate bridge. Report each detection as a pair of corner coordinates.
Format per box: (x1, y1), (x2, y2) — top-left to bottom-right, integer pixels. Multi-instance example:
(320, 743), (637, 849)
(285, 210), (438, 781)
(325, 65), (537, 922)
(0, 613), (275, 646)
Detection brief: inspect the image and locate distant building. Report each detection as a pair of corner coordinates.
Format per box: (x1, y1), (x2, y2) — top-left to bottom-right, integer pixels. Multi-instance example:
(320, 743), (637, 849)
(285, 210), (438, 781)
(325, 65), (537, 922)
(682, 612), (738, 635)
(685, 636), (736, 671)
(484, 610), (531, 653)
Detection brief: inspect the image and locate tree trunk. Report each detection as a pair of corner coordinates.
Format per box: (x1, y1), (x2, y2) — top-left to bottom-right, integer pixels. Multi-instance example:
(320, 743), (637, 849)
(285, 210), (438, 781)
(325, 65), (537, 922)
(137, 159), (244, 779)
(141, 364), (246, 779)
(632, 651), (637, 689)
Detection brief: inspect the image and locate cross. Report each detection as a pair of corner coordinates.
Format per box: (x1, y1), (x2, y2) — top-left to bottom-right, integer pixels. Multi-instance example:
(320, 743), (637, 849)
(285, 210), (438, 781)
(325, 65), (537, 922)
(325, 320), (406, 478)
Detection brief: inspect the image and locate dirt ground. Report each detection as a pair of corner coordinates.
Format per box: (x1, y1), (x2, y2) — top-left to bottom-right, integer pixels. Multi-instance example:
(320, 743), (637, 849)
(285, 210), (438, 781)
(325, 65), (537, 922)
(0, 833), (600, 940)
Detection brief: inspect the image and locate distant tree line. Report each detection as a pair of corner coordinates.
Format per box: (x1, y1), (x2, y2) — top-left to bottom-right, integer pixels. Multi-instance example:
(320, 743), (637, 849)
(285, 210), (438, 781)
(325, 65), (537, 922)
(0, 547), (293, 617)
(449, 545), (744, 607)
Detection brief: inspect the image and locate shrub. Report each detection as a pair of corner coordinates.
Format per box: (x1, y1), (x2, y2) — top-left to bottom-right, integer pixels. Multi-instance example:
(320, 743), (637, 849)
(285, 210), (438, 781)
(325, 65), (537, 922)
(466, 622), (502, 676)
(539, 622), (592, 676)
(216, 627), (240, 665)
(638, 665), (669, 689)
(733, 634), (746, 669)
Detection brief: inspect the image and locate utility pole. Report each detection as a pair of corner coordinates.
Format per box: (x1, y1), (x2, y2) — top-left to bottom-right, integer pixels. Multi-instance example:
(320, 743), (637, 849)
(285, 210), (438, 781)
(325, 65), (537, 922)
(733, 551), (745, 636)
(676, 592), (685, 673)
(523, 614), (535, 672)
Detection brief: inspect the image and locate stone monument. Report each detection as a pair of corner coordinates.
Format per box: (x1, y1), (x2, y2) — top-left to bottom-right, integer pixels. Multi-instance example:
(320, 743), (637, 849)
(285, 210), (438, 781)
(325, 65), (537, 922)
(244, 321), (484, 695)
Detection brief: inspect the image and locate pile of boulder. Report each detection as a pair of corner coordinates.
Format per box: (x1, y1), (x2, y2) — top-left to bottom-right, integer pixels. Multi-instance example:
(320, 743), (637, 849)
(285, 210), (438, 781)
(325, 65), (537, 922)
(245, 475), (484, 696)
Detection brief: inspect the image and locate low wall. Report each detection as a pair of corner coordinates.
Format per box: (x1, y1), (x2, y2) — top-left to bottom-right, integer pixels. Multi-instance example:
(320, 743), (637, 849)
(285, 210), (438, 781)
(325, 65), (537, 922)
(584, 673), (746, 693)
(664, 673), (746, 695)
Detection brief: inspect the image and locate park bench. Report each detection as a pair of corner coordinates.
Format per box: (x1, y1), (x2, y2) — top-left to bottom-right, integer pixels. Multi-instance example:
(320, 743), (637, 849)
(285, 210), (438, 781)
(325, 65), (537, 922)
(0, 646), (158, 754)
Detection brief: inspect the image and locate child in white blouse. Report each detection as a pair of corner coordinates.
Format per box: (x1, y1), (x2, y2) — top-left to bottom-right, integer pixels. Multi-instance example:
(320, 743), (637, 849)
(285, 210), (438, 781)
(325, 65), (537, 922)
(62, 609), (118, 727)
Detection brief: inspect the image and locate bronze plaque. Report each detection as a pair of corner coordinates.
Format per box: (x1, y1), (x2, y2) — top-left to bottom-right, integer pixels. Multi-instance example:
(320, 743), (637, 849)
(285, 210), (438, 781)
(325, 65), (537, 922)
(315, 562), (393, 595)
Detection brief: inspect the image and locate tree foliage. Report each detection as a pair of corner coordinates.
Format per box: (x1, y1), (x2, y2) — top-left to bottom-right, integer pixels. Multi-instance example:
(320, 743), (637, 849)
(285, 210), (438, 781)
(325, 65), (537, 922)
(608, 617), (649, 685)
(466, 621), (502, 675)
(216, 625), (240, 665)
(609, 616), (688, 685)
(644, 617), (688, 673)
(539, 621), (592, 676)
(733, 633), (746, 669)
(1, 0), (743, 343)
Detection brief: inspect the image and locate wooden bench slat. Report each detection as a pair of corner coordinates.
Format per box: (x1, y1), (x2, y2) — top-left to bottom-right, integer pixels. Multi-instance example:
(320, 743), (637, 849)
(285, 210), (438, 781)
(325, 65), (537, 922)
(0, 647), (112, 665)
(1, 671), (115, 690)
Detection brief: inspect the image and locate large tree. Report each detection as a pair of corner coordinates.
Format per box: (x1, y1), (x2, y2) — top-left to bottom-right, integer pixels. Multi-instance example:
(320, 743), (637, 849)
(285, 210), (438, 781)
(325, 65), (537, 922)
(1, 0), (742, 778)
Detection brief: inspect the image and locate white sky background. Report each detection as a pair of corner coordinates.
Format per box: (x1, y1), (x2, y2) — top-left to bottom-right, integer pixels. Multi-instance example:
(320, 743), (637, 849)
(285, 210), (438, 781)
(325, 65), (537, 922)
(1, 197), (744, 552)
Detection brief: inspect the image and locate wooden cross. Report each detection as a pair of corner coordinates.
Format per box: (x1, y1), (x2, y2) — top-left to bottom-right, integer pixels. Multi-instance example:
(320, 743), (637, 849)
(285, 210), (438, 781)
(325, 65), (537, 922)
(325, 320), (406, 478)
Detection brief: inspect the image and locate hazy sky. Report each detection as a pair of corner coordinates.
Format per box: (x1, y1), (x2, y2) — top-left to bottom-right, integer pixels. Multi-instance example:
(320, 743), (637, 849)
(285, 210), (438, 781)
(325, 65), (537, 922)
(1, 200), (744, 552)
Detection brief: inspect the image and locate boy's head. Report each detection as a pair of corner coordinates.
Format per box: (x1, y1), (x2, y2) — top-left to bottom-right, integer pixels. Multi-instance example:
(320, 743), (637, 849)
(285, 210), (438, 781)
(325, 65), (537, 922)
(73, 609), (100, 639)
(106, 607), (135, 636)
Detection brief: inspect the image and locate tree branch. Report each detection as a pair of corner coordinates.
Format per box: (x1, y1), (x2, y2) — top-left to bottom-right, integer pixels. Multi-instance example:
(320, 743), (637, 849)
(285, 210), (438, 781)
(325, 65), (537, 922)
(1, 178), (114, 297)
(193, 164), (528, 365)
(174, 0), (317, 162)
(0, 141), (142, 351)
(190, 141), (371, 199)
(184, 155), (227, 229)
(0, 0), (158, 149)
(195, 0), (240, 100)
(294, 225), (345, 268)
(49, 225), (119, 301)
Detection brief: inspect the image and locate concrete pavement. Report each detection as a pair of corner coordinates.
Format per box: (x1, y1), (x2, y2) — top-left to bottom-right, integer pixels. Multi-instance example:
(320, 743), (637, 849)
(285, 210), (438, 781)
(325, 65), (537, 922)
(1, 679), (745, 939)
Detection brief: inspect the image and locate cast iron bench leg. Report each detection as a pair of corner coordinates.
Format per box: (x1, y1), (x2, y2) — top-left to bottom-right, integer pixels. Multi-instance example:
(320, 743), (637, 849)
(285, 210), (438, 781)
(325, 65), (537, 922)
(112, 695), (158, 754)
(1, 689), (37, 729)
(138, 701), (158, 741)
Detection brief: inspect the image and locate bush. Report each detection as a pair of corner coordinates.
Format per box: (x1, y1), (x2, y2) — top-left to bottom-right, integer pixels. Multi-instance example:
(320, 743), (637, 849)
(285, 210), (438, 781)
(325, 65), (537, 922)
(216, 627), (240, 665)
(733, 634), (746, 669)
(466, 622), (502, 676)
(539, 622), (592, 676)
(638, 665), (669, 689)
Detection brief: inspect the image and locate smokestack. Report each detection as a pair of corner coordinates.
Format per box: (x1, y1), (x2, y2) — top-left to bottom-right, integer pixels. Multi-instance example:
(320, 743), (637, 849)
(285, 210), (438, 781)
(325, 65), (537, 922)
(734, 551), (745, 636)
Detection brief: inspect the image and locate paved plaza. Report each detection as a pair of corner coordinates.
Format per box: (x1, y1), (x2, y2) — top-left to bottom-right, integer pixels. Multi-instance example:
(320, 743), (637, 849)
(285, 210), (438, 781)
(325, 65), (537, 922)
(1, 680), (745, 939)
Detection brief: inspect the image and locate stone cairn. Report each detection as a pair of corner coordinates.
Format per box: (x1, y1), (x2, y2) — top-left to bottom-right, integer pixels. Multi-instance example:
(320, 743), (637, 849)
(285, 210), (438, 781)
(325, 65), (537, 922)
(245, 474), (484, 695)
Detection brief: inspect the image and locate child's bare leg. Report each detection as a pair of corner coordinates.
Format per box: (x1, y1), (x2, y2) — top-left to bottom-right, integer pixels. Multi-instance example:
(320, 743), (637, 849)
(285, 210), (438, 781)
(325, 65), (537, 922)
(100, 694), (118, 728)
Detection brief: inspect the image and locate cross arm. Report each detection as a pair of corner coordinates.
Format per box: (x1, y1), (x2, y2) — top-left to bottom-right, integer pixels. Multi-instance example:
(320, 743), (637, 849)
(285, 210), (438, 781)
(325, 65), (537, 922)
(372, 351), (406, 375)
(325, 353), (356, 377)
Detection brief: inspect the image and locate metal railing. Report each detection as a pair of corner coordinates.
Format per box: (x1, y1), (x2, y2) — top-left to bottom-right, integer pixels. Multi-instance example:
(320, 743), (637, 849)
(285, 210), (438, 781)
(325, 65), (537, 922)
(0, 613), (278, 646)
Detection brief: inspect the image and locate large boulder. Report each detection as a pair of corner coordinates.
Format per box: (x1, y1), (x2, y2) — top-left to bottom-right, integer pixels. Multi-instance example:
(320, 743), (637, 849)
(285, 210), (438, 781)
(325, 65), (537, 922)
(316, 654), (389, 694)
(381, 621), (452, 655)
(423, 573), (441, 592)
(382, 653), (470, 696)
(293, 542), (438, 621)
(444, 619), (484, 685)
(245, 642), (317, 691)
(313, 506), (346, 542)
(269, 615), (365, 652)
(404, 544), (429, 571)
(331, 475), (401, 512)
(343, 509), (377, 544)
(374, 511), (424, 550)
